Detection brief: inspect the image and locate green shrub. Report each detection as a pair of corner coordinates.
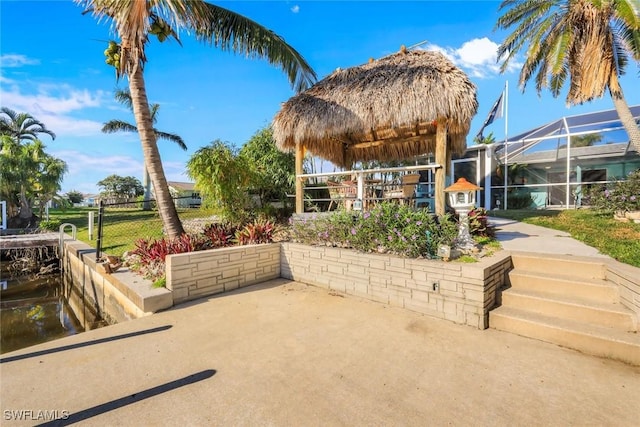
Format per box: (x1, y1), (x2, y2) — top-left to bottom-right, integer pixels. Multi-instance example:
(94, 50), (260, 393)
(584, 169), (640, 213)
(506, 191), (533, 209)
(289, 202), (458, 258)
(39, 219), (61, 231)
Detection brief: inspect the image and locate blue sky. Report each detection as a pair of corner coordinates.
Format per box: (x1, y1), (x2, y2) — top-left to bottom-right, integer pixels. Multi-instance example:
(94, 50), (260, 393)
(1, 0), (639, 195)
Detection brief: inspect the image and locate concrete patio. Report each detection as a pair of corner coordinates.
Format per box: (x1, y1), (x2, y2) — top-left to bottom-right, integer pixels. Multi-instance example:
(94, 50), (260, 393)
(1, 278), (639, 426)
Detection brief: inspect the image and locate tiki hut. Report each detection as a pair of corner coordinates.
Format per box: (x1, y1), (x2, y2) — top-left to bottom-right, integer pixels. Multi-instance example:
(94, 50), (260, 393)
(272, 48), (478, 215)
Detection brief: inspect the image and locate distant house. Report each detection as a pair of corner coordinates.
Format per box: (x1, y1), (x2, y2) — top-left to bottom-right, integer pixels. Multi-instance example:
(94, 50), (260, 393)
(79, 194), (100, 207)
(452, 105), (640, 209)
(167, 182), (202, 208)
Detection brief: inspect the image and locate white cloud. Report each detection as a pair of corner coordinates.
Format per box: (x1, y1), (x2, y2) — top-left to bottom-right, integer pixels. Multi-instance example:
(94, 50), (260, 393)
(52, 150), (144, 177)
(420, 38), (521, 79)
(0, 82), (108, 137)
(0, 54), (39, 68)
(291, 5), (300, 13)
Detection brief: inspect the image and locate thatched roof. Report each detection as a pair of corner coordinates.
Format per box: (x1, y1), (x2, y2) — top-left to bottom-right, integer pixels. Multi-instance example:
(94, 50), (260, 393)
(273, 49), (478, 168)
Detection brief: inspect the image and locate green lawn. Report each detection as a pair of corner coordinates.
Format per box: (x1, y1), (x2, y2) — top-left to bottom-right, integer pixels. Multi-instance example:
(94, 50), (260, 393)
(49, 207), (219, 257)
(491, 209), (640, 268)
(49, 207), (640, 268)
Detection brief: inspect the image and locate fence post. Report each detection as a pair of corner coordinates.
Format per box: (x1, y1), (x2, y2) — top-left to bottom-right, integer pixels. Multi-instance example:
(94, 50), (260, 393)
(96, 200), (104, 261)
(88, 211), (94, 240)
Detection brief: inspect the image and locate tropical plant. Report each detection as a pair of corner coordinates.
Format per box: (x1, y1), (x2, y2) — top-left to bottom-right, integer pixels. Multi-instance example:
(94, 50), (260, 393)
(496, 0), (640, 152)
(473, 131), (497, 145)
(0, 107), (56, 144)
(239, 126), (295, 208)
(0, 136), (67, 226)
(77, 0), (316, 238)
(0, 109), (61, 224)
(234, 219), (276, 245)
(467, 207), (496, 237)
(34, 154), (69, 218)
(102, 88), (187, 210)
(186, 140), (253, 223)
(202, 222), (238, 247)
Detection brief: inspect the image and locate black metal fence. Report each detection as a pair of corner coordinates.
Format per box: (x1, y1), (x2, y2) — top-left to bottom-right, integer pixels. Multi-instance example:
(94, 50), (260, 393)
(95, 197), (212, 261)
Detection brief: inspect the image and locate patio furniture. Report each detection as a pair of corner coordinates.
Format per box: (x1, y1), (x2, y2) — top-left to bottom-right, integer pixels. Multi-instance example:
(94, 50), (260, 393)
(401, 173), (421, 205)
(327, 180), (357, 210)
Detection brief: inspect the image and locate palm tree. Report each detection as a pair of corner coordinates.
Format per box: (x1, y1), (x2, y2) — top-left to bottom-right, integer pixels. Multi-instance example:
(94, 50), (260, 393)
(103, 88), (186, 210)
(77, 0), (317, 238)
(0, 109), (59, 224)
(0, 107), (56, 145)
(0, 138), (67, 226)
(496, 0), (640, 152)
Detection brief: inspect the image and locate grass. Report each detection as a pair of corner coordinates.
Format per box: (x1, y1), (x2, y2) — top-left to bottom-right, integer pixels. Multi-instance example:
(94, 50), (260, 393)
(48, 207), (219, 257)
(491, 209), (640, 268)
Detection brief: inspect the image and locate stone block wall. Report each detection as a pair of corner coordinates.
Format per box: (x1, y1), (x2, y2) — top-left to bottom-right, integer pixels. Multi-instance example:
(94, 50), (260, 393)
(280, 243), (512, 329)
(62, 240), (172, 325)
(166, 244), (280, 304)
(606, 259), (640, 326)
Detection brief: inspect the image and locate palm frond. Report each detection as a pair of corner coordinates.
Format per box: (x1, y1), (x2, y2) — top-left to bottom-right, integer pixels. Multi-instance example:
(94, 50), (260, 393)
(114, 88), (134, 110)
(102, 120), (138, 133)
(195, 2), (316, 92)
(154, 130), (187, 150)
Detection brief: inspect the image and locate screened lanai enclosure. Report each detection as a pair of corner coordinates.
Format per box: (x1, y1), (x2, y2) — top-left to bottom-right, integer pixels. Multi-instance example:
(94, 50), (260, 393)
(453, 106), (640, 210)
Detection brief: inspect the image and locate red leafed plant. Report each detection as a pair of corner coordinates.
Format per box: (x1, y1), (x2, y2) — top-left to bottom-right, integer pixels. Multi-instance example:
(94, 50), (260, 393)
(235, 220), (275, 245)
(202, 222), (238, 248)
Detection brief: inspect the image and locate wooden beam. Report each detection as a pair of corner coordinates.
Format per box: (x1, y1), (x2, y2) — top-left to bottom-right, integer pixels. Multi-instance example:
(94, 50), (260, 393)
(434, 118), (447, 216)
(295, 143), (304, 214)
(347, 134), (434, 151)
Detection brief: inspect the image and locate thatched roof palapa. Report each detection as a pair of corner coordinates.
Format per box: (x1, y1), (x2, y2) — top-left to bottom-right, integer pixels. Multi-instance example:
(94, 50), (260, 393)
(272, 49), (478, 168)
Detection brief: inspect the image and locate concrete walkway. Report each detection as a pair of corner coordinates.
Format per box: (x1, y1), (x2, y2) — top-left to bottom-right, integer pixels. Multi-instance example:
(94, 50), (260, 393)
(2, 276), (639, 426)
(489, 216), (608, 258)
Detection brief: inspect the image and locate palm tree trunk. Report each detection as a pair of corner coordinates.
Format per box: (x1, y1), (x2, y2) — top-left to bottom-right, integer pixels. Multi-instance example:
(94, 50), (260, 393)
(609, 77), (640, 153)
(128, 65), (184, 238)
(18, 187), (33, 219)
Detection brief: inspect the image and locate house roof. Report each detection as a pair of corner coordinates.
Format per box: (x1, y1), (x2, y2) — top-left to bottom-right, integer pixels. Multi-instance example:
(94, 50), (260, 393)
(167, 181), (196, 192)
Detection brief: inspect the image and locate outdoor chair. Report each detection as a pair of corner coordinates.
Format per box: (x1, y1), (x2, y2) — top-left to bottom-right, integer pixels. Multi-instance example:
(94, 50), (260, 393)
(327, 180), (357, 211)
(401, 173), (421, 205)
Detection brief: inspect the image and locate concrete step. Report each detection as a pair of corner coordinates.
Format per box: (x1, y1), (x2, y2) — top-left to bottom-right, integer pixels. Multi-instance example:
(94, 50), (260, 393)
(510, 253), (606, 280)
(509, 270), (618, 303)
(500, 288), (637, 331)
(490, 306), (640, 366)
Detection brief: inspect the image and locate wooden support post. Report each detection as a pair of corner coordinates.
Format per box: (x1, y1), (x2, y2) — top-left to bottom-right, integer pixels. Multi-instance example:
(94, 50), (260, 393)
(434, 118), (447, 216)
(295, 143), (304, 214)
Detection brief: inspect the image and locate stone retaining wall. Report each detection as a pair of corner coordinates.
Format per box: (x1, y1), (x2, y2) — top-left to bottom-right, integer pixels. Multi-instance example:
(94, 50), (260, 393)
(280, 243), (512, 329)
(166, 244), (280, 304)
(606, 259), (640, 324)
(62, 240), (172, 325)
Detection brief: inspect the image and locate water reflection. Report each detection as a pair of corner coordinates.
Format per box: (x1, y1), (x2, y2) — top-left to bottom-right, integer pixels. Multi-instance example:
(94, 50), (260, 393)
(1, 275), (85, 354)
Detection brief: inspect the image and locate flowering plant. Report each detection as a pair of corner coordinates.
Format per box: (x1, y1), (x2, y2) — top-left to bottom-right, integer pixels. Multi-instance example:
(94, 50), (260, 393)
(289, 202), (458, 258)
(584, 169), (640, 213)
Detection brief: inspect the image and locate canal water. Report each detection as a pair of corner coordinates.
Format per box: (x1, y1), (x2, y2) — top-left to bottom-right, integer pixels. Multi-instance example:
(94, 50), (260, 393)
(0, 273), (108, 354)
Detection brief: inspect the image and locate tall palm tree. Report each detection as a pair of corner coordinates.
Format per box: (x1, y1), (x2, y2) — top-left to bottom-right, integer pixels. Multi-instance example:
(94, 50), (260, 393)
(0, 109), (58, 224)
(496, 0), (640, 152)
(0, 107), (56, 145)
(103, 88), (186, 210)
(77, 0), (317, 238)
